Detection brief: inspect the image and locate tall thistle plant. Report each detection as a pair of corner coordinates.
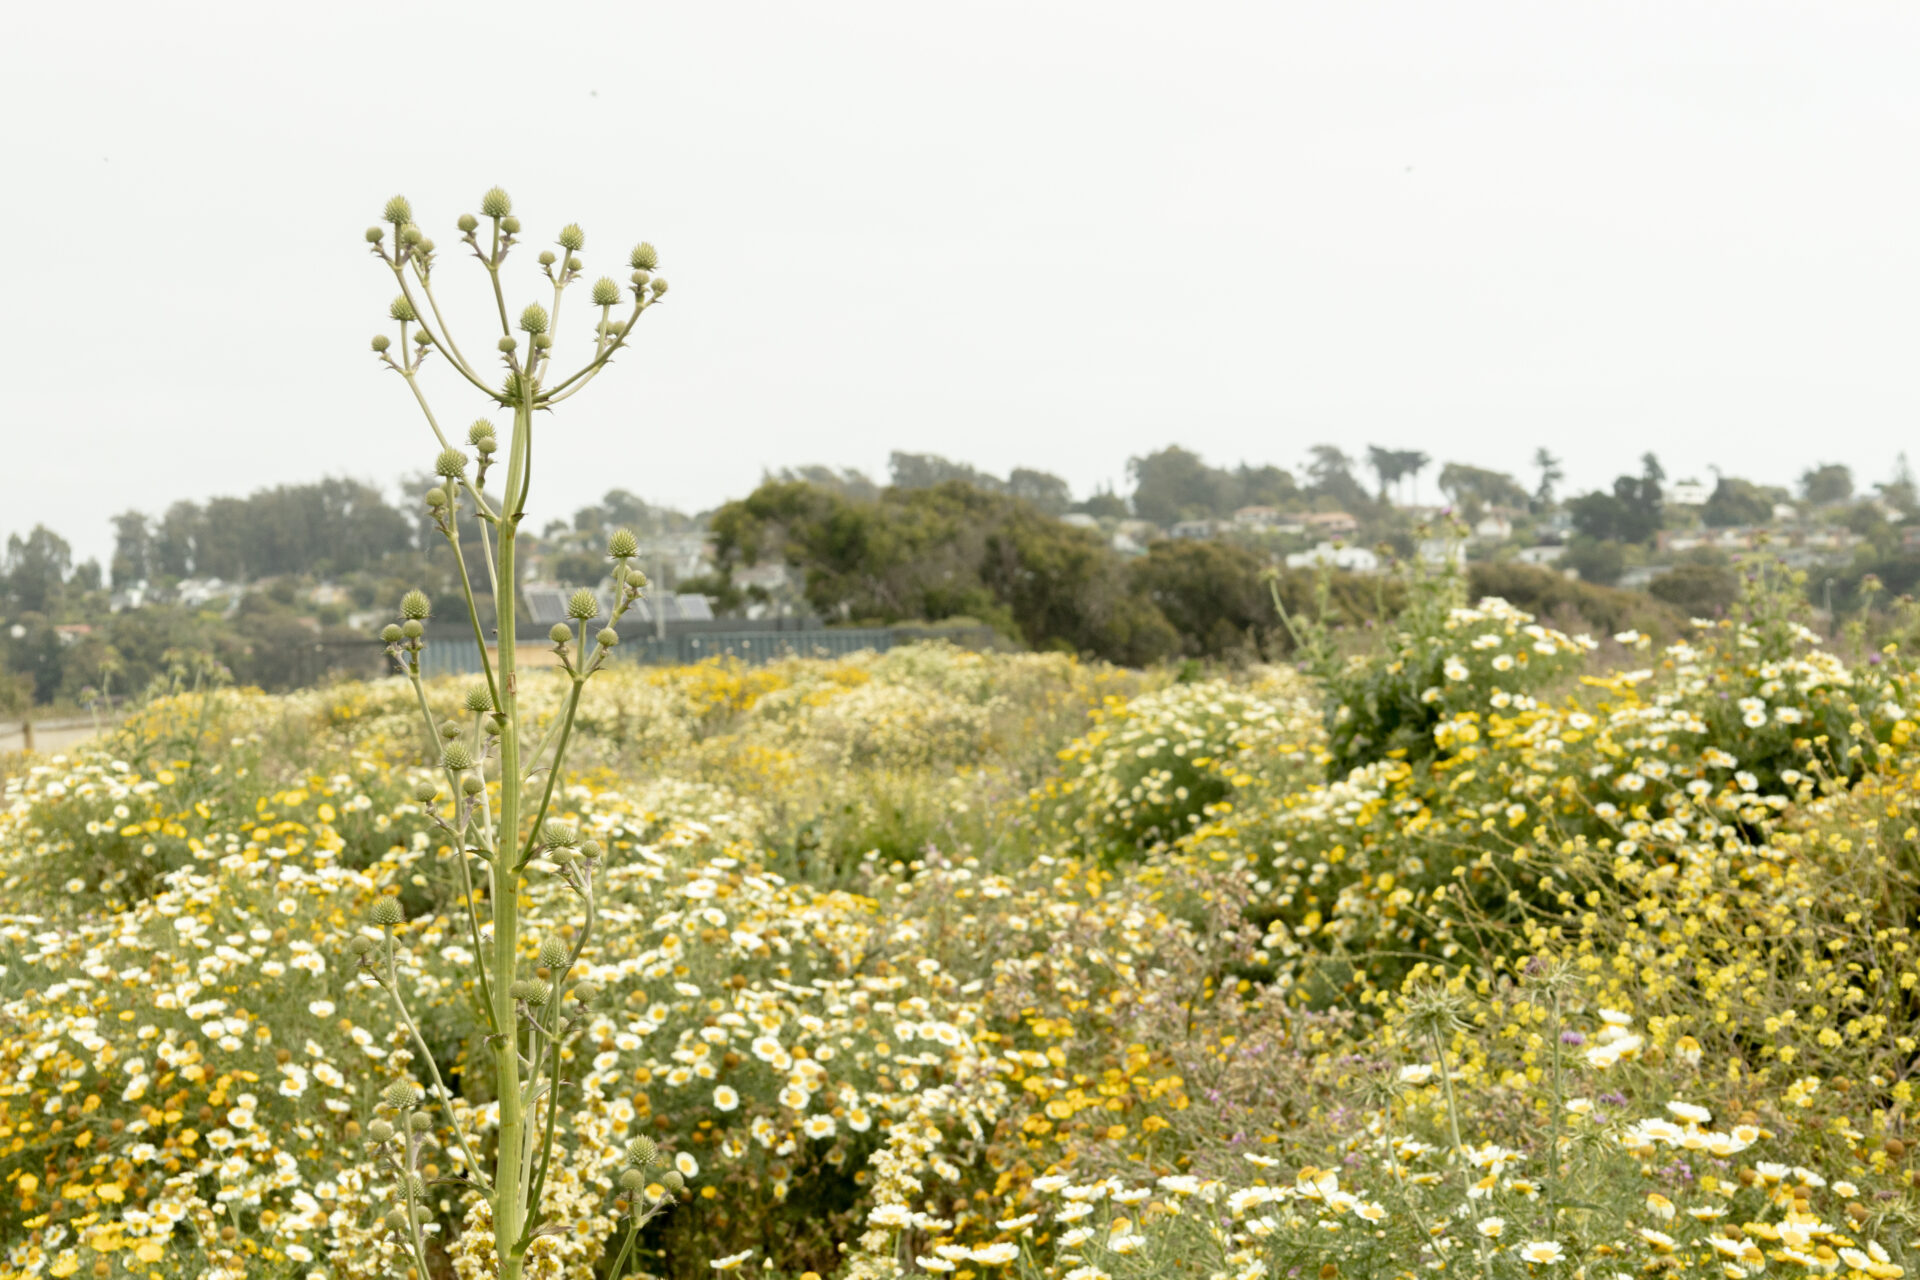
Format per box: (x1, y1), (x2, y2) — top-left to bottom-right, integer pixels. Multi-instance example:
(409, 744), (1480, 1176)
(354, 188), (671, 1279)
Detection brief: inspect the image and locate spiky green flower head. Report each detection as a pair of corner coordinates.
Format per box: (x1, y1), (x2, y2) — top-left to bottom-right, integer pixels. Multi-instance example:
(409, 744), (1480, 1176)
(380, 624), (404, 644)
(620, 564), (650, 590)
(460, 774), (484, 796)
(348, 934), (378, 957)
(662, 1171), (685, 1192)
(383, 195), (413, 226)
(408, 1112), (433, 1133)
(580, 839), (603, 860)
(509, 978), (550, 1007)
(384, 1080), (424, 1109)
(564, 254), (582, 273)
(424, 487), (449, 509)
(383, 1208), (410, 1232)
(400, 589), (432, 620)
(367, 1119), (395, 1143)
(440, 719), (462, 741)
(466, 418), (497, 445)
(414, 329), (433, 346)
(462, 685), (492, 712)
(630, 242), (658, 271)
(619, 1168), (648, 1191)
(442, 742), (476, 772)
(630, 271), (650, 289)
(371, 896), (405, 927)
(411, 781), (440, 804)
(538, 250), (557, 268)
(532, 333), (553, 351)
(416, 237), (435, 255)
(649, 277), (668, 297)
(400, 619), (424, 639)
(597, 628), (620, 648)
(389, 295), (416, 323)
(539, 936), (569, 968)
(457, 213), (479, 234)
(365, 226), (386, 244)
(370, 334), (391, 353)
(399, 223), (424, 247)
(626, 1136), (661, 1167)
(567, 588), (599, 619)
(434, 448), (468, 478)
(474, 436), (497, 457)
(558, 223), (585, 251)
(591, 276), (622, 307)
(501, 215), (521, 235)
(480, 186), (512, 218)
(519, 303), (550, 335)
(607, 528), (639, 559)
(549, 623), (572, 645)
(497, 336), (518, 354)
(571, 981), (601, 1003)
(541, 818), (579, 848)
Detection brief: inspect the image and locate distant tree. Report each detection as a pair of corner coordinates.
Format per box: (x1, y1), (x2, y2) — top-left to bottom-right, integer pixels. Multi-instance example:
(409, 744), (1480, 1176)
(1880, 453), (1918, 515)
(889, 451), (1002, 493)
(4, 526), (74, 615)
(1129, 446), (1223, 525)
(768, 465), (880, 502)
(1648, 562), (1737, 617)
(1129, 539), (1276, 661)
(1437, 463), (1530, 516)
(1561, 536), (1625, 586)
(1532, 448), (1564, 509)
(1006, 467), (1073, 515)
(1305, 444), (1374, 512)
(1075, 488), (1130, 520)
(1399, 450), (1433, 505)
(1230, 463), (1298, 510)
(110, 511), (152, 588)
(1367, 446), (1408, 501)
(1702, 476), (1774, 528)
(1799, 463), (1854, 506)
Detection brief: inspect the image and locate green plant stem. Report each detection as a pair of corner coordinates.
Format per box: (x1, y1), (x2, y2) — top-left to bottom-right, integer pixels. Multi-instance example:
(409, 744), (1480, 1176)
(518, 890), (595, 1244)
(604, 1211), (643, 1279)
(518, 679), (584, 868)
(1430, 1025), (1493, 1280)
(381, 935), (495, 1194)
(444, 520), (502, 712)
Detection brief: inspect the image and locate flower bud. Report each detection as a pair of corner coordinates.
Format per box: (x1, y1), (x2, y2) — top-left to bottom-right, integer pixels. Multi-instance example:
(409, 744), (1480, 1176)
(401, 619), (425, 640)
(368, 1119), (395, 1143)
(439, 720), (460, 740)
(371, 896), (405, 927)
(567, 588), (599, 620)
(539, 936), (569, 967)
(348, 935), (378, 956)
(498, 336), (518, 353)
(501, 215), (521, 234)
(626, 1136), (660, 1167)
(538, 250), (557, 267)
(461, 774), (484, 796)
(475, 436), (497, 456)
(608, 528), (639, 559)
(457, 213), (479, 233)
(417, 237), (435, 255)
(630, 243), (658, 271)
(412, 781), (440, 803)
(619, 1167), (648, 1191)
(400, 590), (432, 620)
(662, 1171), (685, 1192)
(565, 255), (582, 272)
(408, 1112), (433, 1133)
(366, 226), (386, 244)
(597, 628), (619, 648)
(383, 195), (413, 226)
(519, 303), (550, 335)
(541, 818), (580, 847)
(591, 277), (622, 307)
(580, 840), (603, 860)
(434, 448), (468, 478)
(630, 270), (650, 287)
(384, 1079), (423, 1108)
(414, 330), (433, 345)
(480, 187), (512, 218)
(371, 335), (391, 353)
(532, 333), (552, 350)
(462, 685), (491, 713)
(381, 624), (404, 644)
(442, 742), (476, 772)
(385, 1208), (410, 1232)
(572, 981), (601, 1003)
(549, 623), (572, 645)
(510, 978), (550, 1007)
(400, 224), (424, 247)
(390, 296), (416, 323)
(466, 418), (497, 444)
(558, 223), (585, 251)
(649, 277), (668, 297)
(425, 488), (449, 508)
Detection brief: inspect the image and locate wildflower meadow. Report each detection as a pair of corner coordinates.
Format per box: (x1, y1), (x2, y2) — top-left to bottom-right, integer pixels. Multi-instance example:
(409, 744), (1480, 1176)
(2, 191), (1919, 1280)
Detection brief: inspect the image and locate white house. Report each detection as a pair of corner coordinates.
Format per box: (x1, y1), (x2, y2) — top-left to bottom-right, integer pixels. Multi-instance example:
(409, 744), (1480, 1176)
(1667, 480), (1711, 507)
(1515, 544), (1566, 567)
(1285, 542), (1379, 573)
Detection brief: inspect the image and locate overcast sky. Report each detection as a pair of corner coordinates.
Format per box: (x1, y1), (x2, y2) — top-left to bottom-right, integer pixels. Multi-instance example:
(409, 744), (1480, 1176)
(6, 3), (1920, 565)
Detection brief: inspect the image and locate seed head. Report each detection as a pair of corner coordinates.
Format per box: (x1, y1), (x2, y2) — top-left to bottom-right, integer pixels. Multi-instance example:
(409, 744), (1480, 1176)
(434, 448), (468, 478)
(571, 981), (601, 1003)
(567, 588), (600, 620)
(401, 619), (424, 639)
(501, 215), (521, 235)
(384, 1208), (410, 1232)
(532, 333), (553, 350)
(383, 1080), (423, 1109)
(626, 1136), (660, 1167)
(630, 242), (658, 271)
(519, 303), (550, 335)
(565, 254), (582, 272)
(442, 742), (476, 772)
(541, 819), (579, 848)
(383, 195), (413, 226)
(365, 226), (386, 244)
(457, 213), (479, 233)
(558, 223), (585, 251)
(370, 334), (391, 353)
(400, 590), (432, 620)
(380, 624), (404, 644)
(370, 896), (405, 927)
(348, 934), (378, 956)
(619, 1167), (648, 1191)
(662, 1170), (685, 1192)
(367, 1119), (395, 1143)
(498, 336), (518, 353)
(649, 277), (669, 297)
(549, 623), (572, 645)
(408, 1112), (433, 1133)
(460, 775), (484, 796)
(425, 488), (449, 508)
(591, 277), (622, 307)
(389, 296), (416, 323)
(510, 978), (550, 1007)
(480, 187), (512, 218)
(466, 418), (497, 445)
(475, 436), (497, 456)
(580, 839), (603, 860)
(608, 528), (639, 559)
(461, 685), (491, 713)
(597, 628), (619, 648)
(411, 781), (440, 803)
(539, 936), (569, 968)
(399, 224), (423, 247)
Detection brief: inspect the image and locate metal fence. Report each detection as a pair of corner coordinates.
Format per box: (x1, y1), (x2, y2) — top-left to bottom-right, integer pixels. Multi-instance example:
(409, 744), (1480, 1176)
(415, 626), (1003, 678)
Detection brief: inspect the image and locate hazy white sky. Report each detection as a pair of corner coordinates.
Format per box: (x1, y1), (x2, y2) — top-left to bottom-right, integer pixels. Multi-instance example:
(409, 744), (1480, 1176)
(6, 2), (1920, 564)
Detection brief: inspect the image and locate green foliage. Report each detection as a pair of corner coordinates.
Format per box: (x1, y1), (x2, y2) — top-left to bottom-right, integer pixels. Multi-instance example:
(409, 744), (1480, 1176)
(1703, 474), (1777, 527)
(1435, 460), (1529, 515)
(1126, 445), (1299, 524)
(1467, 559), (1684, 638)
(1647, 559), (1738, 616)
